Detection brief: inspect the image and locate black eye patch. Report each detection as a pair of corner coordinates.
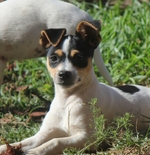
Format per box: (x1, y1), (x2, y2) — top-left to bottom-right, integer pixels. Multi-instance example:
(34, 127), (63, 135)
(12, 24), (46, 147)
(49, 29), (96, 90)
(69, 52), (88, 68)
(47, 48), (65, 68)
(46, 35), (95, 69)
(68, 36), (94, 68)
(49, 54), (60, 68)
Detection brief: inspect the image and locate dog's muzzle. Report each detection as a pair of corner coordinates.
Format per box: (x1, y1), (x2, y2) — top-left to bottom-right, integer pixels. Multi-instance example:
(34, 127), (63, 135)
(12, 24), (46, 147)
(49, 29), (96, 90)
(56, 71), (80, 86)
(58, 71), (71, 81)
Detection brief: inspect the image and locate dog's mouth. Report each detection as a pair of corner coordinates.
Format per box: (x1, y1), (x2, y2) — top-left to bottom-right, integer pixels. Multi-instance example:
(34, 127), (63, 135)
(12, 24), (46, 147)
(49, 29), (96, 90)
(55, 77), (81, 87)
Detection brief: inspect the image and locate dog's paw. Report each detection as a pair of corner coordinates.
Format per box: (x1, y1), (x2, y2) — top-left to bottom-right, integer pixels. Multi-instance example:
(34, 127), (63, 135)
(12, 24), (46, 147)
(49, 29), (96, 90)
(0, 145), (7, 154)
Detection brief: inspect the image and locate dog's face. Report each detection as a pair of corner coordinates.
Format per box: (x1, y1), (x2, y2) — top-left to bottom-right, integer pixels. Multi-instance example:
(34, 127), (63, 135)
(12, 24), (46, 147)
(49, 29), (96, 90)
(39, 20), (101, 88)
(46, 35), (94, 87)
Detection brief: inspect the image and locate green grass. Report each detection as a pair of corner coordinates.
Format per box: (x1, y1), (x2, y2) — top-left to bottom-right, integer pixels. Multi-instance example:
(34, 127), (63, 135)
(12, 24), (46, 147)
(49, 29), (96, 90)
(0, 0), (150, 154)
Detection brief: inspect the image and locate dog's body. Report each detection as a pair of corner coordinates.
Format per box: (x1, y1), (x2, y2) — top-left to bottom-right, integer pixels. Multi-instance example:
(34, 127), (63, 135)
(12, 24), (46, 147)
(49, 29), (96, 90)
(0, 20), (149, 155)
(0, 0), (113, 86)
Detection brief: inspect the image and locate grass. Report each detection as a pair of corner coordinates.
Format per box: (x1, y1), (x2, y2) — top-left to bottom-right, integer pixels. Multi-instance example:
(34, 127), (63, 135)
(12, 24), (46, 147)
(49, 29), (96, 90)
(0, 0), (150, 154)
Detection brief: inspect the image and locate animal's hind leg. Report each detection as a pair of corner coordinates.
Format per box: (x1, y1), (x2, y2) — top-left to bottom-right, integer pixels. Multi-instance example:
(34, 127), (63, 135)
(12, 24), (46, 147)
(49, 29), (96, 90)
(0, 59), (7, 86)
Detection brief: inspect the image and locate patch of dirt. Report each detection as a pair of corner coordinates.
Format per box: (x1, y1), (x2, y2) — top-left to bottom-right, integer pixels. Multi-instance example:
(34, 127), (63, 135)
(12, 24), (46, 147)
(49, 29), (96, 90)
(0, 113), (26, 125)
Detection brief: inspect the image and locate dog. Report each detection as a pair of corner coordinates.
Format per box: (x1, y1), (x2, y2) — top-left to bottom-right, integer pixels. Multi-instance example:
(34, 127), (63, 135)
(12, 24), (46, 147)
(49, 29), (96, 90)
(0, 0), (113, 86)
(0, 20), (149, 155)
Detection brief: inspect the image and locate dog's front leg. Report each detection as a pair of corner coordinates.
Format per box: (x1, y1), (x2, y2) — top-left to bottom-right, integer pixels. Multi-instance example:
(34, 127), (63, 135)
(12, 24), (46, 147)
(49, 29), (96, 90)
(0, 133), (45, 154)
(0, 109), (68, 154)
(23, 104), (95, 155)
(0, 128), (67, 154)
(21, 127), (69, 152)
(23, 132), (90, 155)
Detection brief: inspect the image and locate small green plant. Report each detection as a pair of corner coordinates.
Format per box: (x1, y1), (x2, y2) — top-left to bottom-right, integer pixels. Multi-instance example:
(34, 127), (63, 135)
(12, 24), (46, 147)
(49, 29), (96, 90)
(83, 99), (135, 152)
(63, 98), (150, 154)
(63, 147), (79, 155)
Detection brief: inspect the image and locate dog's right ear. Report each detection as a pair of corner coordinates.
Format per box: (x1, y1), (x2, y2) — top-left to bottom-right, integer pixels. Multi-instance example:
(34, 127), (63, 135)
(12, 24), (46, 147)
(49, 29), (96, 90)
(39, 29), (66, 48)
(75, 20), (101, 48)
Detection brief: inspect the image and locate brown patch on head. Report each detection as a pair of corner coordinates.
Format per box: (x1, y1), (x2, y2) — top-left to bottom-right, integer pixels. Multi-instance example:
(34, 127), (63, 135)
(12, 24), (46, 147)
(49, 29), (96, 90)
(54, 49), (63, 57)
(70, 50), (79, 57)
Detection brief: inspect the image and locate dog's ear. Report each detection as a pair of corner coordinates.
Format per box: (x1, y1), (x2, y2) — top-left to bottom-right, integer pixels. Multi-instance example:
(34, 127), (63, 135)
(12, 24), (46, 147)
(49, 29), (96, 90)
(76, 20), (101, 48)
(39, 29), (66, 48)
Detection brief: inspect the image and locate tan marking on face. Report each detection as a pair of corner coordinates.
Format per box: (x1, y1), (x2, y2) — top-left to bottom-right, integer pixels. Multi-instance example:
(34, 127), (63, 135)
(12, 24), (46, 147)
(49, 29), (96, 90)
(83, 58), (92, 74)
(54, 49), (63, 57)
(77, 58), (92, 77)
(70, 50), (79, 57)
(47, 57), (59, 78)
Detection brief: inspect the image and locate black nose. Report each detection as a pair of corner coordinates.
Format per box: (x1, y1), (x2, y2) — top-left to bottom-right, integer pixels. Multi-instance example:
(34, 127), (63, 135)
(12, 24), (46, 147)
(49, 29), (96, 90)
(58, 71), (71, 80)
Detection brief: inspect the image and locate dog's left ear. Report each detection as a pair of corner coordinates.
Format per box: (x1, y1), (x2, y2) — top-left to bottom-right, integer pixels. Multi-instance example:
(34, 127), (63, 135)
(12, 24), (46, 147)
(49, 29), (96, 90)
(76, 20), (101, 48)
(39, 29), (66, 48)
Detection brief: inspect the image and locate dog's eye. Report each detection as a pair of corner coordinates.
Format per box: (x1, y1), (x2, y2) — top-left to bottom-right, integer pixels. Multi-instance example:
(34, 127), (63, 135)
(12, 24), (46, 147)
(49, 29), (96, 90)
(71, 53), (88, 68)
(76, 54), (84, 61)
(50, 55), (58, 62)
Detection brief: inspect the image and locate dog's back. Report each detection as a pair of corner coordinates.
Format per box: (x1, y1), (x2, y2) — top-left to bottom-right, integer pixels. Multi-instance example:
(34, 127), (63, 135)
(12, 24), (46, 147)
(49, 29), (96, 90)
(94, 82), (150, 130)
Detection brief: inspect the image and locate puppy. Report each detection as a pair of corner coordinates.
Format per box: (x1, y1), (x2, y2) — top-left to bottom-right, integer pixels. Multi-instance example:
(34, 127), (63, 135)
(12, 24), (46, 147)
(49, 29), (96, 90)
(0, 20), (149, 155)
(0, 0), (113, 86)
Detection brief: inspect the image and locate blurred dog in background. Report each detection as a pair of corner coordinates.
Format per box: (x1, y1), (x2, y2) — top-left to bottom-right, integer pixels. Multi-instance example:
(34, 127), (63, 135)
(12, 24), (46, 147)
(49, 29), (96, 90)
(0, 0), (113, 86)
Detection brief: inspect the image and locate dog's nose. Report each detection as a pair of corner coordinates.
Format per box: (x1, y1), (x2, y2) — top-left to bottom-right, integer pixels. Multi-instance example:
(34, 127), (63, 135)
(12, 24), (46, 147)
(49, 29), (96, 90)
(58, 71), (71, 80)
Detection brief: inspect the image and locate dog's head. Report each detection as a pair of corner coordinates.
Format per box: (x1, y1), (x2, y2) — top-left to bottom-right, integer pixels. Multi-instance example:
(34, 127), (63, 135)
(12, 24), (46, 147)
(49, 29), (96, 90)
(39, 20), (101, 88)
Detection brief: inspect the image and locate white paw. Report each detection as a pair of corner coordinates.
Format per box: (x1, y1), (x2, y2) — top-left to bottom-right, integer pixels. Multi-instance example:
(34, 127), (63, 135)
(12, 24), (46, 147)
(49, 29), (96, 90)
(0, 145), (7, 154)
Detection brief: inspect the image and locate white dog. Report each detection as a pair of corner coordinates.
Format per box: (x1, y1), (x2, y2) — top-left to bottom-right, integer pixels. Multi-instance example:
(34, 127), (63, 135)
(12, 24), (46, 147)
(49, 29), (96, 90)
(0, 0), (113, 86)
(0, 20), (149, 155)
